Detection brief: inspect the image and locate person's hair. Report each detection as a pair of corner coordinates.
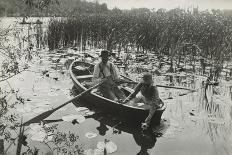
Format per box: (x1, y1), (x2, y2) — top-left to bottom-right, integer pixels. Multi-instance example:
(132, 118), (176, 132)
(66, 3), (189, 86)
(141, 72), (153, 84)
(100, 50), (110, 57)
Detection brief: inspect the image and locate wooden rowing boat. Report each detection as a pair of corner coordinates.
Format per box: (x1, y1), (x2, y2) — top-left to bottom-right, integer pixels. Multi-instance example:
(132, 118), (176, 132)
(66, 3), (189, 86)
(69, 60), (166, 126)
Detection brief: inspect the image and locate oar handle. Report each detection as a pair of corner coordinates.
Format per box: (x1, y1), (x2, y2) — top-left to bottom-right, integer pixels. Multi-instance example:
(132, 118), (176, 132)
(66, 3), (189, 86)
(117, 80), (138, 84)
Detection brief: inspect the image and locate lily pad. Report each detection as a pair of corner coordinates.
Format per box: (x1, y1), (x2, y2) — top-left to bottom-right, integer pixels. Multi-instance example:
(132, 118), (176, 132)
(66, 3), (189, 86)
(27, 123), (47, 142)
(85, 132), (97, 139)
(85, 111), (95, 116)
(44, 135), (53, 143)
(97, 141), (117, 154)
(28, 123), (43, 131)
(75, 107), (89, 112)
(30, 131), (46, 142)
(62, 114), (85, 123)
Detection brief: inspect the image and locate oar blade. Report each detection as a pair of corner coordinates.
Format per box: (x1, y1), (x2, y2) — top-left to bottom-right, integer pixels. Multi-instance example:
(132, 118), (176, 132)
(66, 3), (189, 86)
(22, 81), (103, 126)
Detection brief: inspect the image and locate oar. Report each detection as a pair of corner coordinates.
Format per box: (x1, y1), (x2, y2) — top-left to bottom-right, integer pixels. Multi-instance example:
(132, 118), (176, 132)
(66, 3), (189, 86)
(22, 81), (103, 126)
(156, 84), (195, 91)
(120, 75), (195, 91)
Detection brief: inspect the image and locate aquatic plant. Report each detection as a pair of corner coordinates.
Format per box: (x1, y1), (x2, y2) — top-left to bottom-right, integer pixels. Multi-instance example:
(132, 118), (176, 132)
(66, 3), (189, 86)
(46, 9), (232, 79)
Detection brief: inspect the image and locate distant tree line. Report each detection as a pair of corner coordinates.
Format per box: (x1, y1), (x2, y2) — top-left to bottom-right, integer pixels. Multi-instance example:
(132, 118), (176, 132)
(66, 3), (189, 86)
(0, 0), (108, 17)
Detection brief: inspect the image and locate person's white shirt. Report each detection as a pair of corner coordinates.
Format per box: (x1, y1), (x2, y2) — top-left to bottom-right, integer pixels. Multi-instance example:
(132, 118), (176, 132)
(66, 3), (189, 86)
(92, 61), (119, 84)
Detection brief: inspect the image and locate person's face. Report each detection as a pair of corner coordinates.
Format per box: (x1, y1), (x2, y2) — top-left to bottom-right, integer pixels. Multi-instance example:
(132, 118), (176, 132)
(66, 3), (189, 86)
(143, 82), (152, 87)
(101, 55), (109, 64)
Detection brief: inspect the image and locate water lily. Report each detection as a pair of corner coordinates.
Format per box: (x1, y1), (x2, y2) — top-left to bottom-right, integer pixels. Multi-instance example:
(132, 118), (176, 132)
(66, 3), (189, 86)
(85, 132), (97, 139)
(97, 140), (117, 154)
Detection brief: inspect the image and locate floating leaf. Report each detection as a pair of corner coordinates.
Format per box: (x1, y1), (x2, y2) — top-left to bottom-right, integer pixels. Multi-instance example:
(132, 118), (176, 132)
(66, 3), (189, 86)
(97, 141), (117, 154)
(30, 131), (46, 142)
(45, 135), (53, 143)
(75, 115), (85, 123)
(85, 111), (95, 116)
(62, 114), (78, 122)
(29, 123), (43, 131)
(62, 114), (85, 123)
(27, 123), (47, 142)
(75, 107), (89, 112)
(85, 132), (97, 139)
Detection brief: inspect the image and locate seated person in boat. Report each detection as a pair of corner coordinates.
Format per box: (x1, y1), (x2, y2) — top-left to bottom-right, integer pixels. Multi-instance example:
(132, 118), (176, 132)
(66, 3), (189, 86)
(122, 72), (163, 130)
(92, 50), (126, 102)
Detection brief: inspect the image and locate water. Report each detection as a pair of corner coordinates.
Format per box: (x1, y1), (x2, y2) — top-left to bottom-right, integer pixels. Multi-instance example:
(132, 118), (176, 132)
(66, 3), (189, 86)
(1, 17), (232, 155)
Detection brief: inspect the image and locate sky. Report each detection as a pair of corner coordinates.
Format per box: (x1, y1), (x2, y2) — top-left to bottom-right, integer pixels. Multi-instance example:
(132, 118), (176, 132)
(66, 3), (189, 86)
(88, 0), (232, 10)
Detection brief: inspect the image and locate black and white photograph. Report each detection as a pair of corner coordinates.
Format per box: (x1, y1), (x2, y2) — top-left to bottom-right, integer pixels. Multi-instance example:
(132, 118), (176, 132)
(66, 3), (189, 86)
(1, 0), (232, 154)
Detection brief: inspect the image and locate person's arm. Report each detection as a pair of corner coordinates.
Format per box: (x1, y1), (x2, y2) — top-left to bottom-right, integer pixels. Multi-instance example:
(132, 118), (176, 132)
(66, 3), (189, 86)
(122, 83), (142, 103)
(92, 64), (102, 84)
(110, 63), (120, 80)
(152, 85), (160, 104)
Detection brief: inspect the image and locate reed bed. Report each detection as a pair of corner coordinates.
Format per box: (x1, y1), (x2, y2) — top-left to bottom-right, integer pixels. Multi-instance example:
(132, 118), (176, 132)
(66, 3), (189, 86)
(47, 9), (232, 75)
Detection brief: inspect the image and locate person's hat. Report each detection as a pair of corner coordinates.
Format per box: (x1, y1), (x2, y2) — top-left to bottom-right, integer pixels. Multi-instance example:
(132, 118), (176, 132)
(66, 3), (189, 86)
(140, 72), (154, 84)
(100, 50), (110, 57)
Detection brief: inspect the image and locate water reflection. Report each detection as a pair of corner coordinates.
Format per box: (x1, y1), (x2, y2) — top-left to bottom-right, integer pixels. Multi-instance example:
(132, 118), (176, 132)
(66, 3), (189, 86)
(91, 114), (158, 155)
(134, 130), (157, 155)
(196, 82), (232, 154)
(96, 122), (109, 136)
(200, 84), (222, 118)
(75, 100), (160, 155)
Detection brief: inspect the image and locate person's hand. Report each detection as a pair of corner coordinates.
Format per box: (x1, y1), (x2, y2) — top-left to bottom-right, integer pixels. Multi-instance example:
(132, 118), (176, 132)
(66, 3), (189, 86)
(117, 99), (123, 103)
(101, 76), (109, 83)
(141, 123), (149, 130)
(82, 81), (91, 86)
(114, 79), (123, 84)
(121, 98), (130, 104)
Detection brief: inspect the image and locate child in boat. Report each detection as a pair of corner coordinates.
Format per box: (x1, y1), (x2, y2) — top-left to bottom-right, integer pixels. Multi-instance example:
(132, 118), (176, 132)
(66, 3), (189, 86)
(122, 72), (163, 130)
